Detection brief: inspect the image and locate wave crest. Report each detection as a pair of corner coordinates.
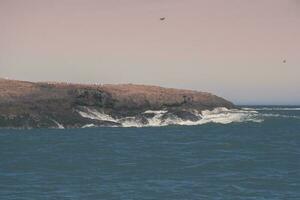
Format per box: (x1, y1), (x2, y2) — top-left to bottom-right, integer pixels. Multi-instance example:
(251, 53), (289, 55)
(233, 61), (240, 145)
(76, 107), (269, 127)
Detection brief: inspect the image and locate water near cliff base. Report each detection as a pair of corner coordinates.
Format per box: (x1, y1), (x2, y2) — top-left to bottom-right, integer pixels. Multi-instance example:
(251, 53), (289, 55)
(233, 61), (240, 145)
(0, 107), (299, 199)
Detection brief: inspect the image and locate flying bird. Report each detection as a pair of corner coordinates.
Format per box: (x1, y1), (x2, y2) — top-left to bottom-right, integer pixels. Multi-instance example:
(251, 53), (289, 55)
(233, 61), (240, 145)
(160, 17), (165, 21)
(283, 59), (286, 64)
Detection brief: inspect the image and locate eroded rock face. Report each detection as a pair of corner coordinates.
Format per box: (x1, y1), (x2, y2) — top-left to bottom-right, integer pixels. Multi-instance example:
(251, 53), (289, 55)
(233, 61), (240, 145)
(170, 111), (201, 122)
(73, 88), (115, 107)
(0, 79), (236, 128)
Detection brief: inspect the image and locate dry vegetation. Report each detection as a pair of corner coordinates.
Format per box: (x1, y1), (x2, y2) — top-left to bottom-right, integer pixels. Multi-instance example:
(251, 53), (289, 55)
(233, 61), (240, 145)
(0, 78), (235, 128)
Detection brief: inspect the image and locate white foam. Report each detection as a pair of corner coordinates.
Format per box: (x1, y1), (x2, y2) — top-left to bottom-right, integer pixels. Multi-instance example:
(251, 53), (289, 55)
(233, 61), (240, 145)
(52, 120), (64, 129)
(124, 107), (263, 127)
(144, 110), (167, 114)
(121, 111), (168, 127)
(82, 124), (96, 128)
(146, 111), (167, 126)
(119, 117), (144, 127)
(77, 107), (117, 122)
(200, 108), (263, 124)
(75, 106), (300, 128)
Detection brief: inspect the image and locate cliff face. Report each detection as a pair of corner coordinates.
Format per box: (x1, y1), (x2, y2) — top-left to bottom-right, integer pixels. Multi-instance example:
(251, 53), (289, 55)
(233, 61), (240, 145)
(0, 79), (235, 128)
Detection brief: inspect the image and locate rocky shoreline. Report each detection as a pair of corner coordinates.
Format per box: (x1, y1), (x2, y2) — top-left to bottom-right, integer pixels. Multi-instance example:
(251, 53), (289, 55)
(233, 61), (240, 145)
(0, 78), (236, 128)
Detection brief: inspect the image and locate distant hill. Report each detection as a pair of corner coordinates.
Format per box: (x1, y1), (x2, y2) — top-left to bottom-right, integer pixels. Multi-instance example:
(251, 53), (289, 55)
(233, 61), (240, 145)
(0, 78), (235, 128)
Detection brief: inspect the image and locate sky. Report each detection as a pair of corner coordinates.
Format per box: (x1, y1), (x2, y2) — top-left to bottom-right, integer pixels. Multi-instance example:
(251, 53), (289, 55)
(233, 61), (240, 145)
(0, 0), (299, 105)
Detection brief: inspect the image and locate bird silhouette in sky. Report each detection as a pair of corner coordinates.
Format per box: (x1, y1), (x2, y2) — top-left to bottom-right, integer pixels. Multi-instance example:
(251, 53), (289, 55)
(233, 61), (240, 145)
(283, 59), (286, 64)
(160, 17), (165, 21)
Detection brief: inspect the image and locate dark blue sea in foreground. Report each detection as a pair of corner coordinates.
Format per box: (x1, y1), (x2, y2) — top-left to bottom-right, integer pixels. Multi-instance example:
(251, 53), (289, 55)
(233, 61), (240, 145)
(0, 107), (300, 199)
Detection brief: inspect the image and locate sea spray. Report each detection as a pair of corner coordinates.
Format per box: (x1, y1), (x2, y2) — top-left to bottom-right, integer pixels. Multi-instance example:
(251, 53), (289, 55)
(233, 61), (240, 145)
(77, 107), (266, 127)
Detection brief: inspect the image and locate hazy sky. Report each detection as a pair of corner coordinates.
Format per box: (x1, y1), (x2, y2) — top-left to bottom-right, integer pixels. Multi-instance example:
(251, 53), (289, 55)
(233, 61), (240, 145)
(0, 0), (299, 105)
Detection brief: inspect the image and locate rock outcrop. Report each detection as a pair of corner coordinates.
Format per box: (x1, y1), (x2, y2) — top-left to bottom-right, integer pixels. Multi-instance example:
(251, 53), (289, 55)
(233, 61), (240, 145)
(0, 78), (235, 128)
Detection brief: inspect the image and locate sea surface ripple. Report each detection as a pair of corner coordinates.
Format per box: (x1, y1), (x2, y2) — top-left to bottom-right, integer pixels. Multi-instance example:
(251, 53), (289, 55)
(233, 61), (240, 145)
(0, 107), (299, 199)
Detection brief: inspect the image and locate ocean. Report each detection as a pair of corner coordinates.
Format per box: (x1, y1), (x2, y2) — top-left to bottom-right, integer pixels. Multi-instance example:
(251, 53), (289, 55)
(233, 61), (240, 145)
(0, 106), (299, 199)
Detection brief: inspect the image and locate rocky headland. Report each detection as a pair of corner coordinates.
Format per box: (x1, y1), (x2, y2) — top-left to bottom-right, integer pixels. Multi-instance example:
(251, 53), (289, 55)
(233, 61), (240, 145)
(0, 78), (236, 128)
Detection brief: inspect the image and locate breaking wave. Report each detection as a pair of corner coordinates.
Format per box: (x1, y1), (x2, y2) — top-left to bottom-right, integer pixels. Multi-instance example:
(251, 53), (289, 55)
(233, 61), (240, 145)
(73, 106), (300, 128)
(77, 107), (117, 122)
(74, 106), (300, 128)
(52, 120), (65, 129)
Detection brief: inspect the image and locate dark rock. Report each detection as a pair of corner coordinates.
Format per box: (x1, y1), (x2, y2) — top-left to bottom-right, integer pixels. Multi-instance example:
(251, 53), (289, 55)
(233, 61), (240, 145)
(171, 110), (201, 121)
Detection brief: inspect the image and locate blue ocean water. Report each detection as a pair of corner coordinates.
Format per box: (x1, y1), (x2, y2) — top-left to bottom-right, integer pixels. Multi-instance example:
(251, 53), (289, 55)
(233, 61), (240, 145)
(0, 107), (299, 199)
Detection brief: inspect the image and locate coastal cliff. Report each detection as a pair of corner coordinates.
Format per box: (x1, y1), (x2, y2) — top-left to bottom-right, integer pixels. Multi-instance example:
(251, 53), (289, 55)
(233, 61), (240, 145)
(0, 78), (235, 128)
